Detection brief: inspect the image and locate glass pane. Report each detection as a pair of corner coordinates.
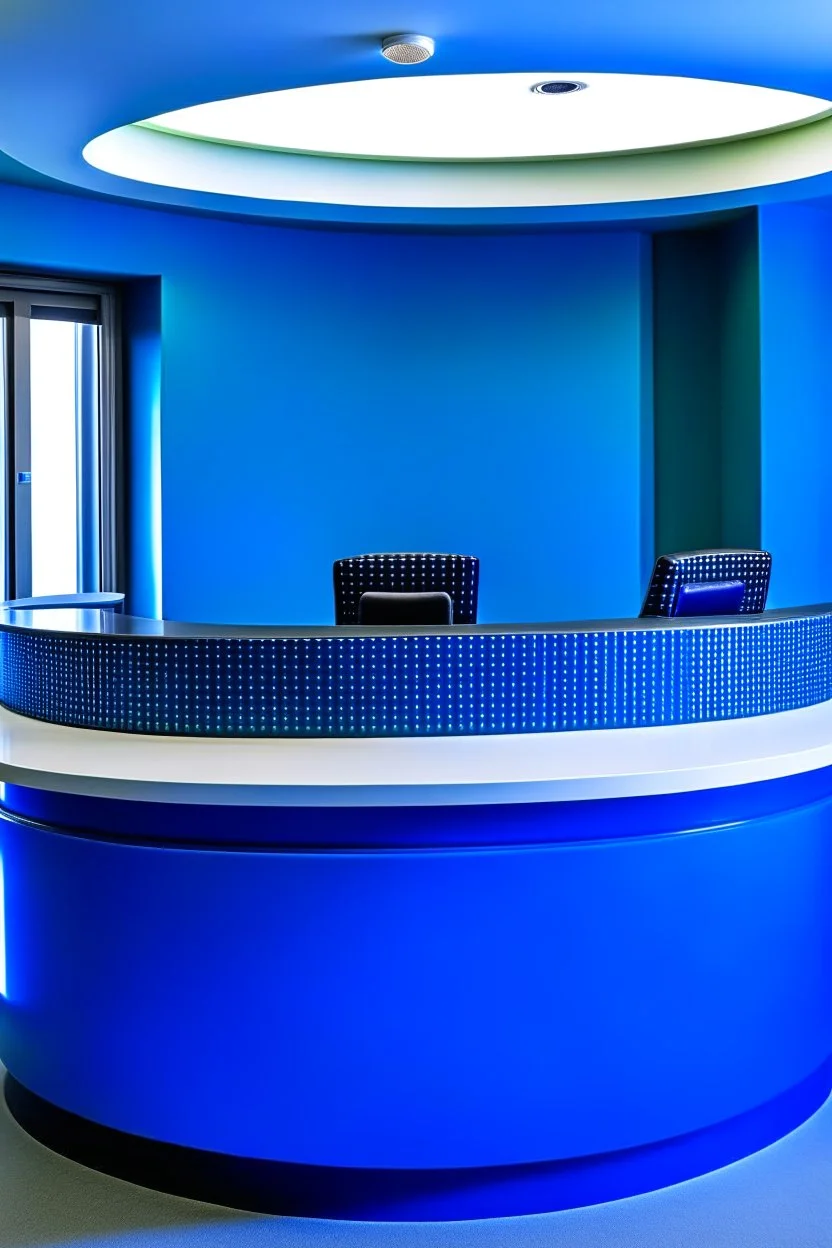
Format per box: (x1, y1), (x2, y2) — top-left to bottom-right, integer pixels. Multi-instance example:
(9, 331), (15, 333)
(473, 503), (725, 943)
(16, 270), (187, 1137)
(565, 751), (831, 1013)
(30, 320), (80, 596)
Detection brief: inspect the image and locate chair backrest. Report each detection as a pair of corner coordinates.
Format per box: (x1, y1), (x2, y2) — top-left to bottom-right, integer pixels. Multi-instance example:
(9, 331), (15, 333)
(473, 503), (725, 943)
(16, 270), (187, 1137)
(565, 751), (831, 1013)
(334, 553), (479, 625)
(357, 591), (453, 625)
(639, 549), (772, 618)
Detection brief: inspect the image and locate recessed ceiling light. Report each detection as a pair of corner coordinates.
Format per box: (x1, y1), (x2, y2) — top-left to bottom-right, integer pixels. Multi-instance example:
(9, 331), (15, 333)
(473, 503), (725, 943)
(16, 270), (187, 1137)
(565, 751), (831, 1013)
(380, 34), (435, 65)
(532, 81), (586, 95)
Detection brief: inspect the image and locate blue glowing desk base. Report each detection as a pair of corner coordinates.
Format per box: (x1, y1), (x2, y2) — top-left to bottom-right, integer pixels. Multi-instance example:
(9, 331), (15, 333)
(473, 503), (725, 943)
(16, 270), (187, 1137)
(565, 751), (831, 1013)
(2, 770), (832, 1222)
(5, 1064), (831, 1222)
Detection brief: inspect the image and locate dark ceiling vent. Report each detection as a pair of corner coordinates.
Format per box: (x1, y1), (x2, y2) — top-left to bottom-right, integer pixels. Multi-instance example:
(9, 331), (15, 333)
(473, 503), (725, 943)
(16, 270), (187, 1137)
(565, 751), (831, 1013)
(531, 81), (587, 95)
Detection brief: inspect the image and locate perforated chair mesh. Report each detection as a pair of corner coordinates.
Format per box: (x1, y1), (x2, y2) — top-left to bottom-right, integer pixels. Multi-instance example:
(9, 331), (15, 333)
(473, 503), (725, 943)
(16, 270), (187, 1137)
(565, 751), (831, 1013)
(334, 553), (479, 625)
(640, 549), (772, 618)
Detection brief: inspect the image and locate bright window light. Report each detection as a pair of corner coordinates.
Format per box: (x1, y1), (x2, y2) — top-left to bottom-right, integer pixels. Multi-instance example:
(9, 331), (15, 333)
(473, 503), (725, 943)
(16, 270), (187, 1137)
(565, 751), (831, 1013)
(139, 73), (832, 163)
(30, 320), (79, 596)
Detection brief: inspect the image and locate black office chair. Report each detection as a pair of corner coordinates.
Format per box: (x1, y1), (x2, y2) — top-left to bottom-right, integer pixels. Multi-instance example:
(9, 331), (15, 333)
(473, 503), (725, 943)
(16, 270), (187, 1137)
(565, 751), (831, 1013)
(357, 591), (453, 625)
(639, 549), (772, 618)
(334, 553), (479, 625)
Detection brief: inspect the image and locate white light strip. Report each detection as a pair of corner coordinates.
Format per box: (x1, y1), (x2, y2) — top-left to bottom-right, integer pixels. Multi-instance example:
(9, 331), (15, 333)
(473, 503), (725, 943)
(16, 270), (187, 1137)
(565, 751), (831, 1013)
(149, 378), (163, 620)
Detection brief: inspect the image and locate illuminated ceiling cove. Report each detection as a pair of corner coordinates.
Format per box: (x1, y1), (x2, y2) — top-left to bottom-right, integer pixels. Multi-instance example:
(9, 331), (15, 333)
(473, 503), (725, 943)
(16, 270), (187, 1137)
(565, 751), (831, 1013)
(129, 74), (832, 163)
(82, 74), (832, 214)
(4, 0), (832, 224)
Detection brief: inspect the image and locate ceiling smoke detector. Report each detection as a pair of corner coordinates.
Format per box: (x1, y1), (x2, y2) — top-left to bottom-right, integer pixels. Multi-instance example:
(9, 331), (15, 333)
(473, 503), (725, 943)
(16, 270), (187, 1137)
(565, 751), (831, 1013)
(380, 34), (435, 65)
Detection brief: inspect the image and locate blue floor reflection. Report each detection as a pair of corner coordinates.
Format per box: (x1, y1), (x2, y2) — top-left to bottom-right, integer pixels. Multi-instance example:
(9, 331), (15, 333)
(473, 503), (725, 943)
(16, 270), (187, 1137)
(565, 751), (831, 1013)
(1, 1068), (831, 1248)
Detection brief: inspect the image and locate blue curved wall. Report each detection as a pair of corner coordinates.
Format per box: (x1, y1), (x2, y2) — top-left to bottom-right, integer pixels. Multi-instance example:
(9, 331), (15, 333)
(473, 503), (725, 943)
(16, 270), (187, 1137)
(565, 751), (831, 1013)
(759, 201), (832, 609)
(3, 178), (832, 626)
(0, 182), (652, 625)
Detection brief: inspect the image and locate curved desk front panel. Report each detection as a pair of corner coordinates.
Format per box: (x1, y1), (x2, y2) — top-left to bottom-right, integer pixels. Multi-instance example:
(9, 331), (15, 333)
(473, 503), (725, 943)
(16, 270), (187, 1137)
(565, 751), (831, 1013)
(0, 607), (831, 1221)
(0, 606), (830, 736)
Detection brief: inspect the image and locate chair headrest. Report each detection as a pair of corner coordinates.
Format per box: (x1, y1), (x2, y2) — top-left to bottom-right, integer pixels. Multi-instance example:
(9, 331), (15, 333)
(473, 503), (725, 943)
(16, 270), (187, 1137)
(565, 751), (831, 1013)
(673, 580), (746, 617)
(357, 590), (453, 626)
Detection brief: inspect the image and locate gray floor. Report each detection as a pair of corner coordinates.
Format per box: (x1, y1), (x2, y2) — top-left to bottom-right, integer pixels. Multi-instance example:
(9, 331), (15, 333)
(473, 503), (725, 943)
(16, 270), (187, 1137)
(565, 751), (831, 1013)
(1, 1071), (831, 1248)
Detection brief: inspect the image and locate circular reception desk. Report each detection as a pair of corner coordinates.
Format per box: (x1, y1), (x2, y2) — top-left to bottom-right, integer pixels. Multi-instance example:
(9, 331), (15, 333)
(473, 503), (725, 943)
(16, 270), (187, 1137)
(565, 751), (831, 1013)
(0, 605), (831, 1221)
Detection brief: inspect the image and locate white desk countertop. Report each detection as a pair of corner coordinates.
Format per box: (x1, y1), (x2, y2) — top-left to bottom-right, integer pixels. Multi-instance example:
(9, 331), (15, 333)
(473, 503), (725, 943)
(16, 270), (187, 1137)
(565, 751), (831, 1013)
(0, 700), (830, 807)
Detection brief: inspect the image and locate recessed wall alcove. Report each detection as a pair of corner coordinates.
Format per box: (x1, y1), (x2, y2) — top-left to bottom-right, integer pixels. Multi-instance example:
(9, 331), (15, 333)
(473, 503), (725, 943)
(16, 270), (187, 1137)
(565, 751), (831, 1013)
(652, 213), (761, 559)
(652, 201), (832, 611)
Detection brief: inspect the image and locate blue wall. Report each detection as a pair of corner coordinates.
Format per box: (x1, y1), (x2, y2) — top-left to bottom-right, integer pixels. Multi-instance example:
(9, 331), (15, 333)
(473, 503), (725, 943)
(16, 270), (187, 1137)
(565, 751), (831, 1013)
(759, 202), (832, 609)
(0, 182), (650, 624)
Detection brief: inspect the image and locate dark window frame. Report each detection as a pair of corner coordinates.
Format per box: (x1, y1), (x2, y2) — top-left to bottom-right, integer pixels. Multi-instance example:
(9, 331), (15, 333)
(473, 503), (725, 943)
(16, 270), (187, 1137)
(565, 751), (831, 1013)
(0, 273), (122, 599)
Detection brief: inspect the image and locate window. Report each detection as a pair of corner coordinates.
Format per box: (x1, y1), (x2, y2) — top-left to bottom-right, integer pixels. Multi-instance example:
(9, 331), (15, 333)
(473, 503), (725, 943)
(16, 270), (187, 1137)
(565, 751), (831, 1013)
(0, 276), (120, 600)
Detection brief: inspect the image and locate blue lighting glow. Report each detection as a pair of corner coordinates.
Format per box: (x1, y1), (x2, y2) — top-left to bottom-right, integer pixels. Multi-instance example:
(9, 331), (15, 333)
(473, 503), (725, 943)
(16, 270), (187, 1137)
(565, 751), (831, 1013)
(0, 852), (7, 998)
(0, 612), (829, 737)
(149, 377), (163, 620)
(2, 773), (831, 1217)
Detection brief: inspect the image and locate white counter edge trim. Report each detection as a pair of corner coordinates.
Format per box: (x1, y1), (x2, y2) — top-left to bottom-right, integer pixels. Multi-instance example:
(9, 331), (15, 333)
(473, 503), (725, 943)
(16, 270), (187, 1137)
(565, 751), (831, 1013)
(0, 701), (830, 806)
